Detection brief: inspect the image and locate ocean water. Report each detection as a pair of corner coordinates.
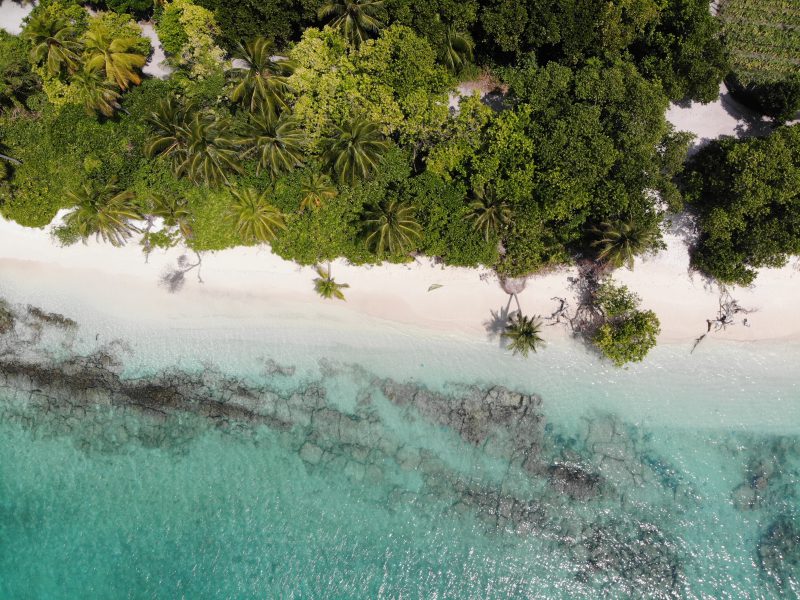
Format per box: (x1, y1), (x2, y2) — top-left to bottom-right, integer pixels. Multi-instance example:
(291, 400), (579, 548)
(0, 294), (799, 599)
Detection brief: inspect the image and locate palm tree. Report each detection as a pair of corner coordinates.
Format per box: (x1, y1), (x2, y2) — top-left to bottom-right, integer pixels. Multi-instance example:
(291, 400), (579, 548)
(240, 109), (305, 179)
(299, 171), (337, 211)
(322, 118), (389, 185)
(467, 185), (511, 241)
(177, 113), (243, 186)
(227, 37), (294, 115)
(361, 198), (422, 255)
(229, 187), (286, 244)
(83, 23), (147, 90)
(502, 313), (544, 357)
(590, 217), (660, 271)
(148, 193), (193, 239)
(22, 13), (82, 76)
(443, 26), (474, 74)
(63, 179), (142, 246)
(72, 65), (122, 118)
(318, 0), (386, 47)
(313, 264), (349, 300)
(144, 96), (192, 160)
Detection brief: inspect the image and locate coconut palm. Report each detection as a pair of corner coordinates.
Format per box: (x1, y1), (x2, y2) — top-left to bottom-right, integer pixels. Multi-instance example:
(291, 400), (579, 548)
(361, 198), (422, 255)
(322, 118), (389, 185)
(22, 13), (82, 76)
(313, 264), (349, 300)
(177, 113), (242, 186)
(72, 65), (122, 118)
(148, 193), (193, 239)
(63, 179), (142, 246)
(83, 23), (147, 90)
(443, 27), (474, 74)
(144, 96), (193, 160)
(590, 217), (660, 271)
(467, 185), (511, 241)
(229, 187), (286, 244)
(299, 171), (337, 211)
(502, 313), (544, 357)
(227, 37), (294, 116)
(318, 0), (386, 47)
(240, 109), (305, 179)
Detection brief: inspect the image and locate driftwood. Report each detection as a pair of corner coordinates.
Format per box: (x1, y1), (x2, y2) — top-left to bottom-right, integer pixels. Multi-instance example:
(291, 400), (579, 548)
(691, 289), (755, 353)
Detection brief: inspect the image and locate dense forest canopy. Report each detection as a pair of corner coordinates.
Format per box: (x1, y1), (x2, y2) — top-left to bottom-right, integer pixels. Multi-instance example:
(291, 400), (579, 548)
(0, 0), (797, 295)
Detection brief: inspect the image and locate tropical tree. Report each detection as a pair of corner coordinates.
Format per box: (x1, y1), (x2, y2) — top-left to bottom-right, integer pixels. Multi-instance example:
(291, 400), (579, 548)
(467, 185), (511, 241)
(318, 0), (386, 47)
(144, 96), (192, 161)
(361, 198), (422, 255)
(299, 171), (337, 211)
(443, 26), (474, 74)
(240, 109), (305, 179)
(146, 102), (242, 187)
(229, 187), (286, 244)
(591, 218), (661, 271)
(63, 179), (142, 246)
(148, 193), (193, 239)
(502, 313), (544, 357)
(83, 23), (147, 90)
(227, 37), (294, 115)
(322, 118), (389, 185)
(313, 264), (349, 300)
(22, 13), (82, 76)
(72, 65), (122, 118)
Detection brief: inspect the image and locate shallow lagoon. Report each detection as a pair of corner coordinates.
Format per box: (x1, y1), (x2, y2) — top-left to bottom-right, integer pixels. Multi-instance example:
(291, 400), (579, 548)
(0, 295), (798, 598)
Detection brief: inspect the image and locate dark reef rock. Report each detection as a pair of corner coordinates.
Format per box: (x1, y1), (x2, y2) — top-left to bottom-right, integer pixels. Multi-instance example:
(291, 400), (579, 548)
(547, 463), (602, 500)
(758, 516), (800, 589)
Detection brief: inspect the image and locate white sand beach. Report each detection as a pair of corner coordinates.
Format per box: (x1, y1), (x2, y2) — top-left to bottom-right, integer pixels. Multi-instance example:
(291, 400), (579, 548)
(1, 210), (798, 346)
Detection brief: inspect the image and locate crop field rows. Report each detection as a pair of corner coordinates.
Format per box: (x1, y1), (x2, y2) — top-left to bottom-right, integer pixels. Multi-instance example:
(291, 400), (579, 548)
(718, 0), (800, 82)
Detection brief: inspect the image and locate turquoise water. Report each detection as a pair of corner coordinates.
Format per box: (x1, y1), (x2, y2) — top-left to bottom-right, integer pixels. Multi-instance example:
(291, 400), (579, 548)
(0, 298), (799, 598)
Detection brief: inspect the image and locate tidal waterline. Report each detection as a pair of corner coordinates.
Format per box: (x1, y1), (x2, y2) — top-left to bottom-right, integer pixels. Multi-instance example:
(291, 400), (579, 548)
(0, 294), (798, 598)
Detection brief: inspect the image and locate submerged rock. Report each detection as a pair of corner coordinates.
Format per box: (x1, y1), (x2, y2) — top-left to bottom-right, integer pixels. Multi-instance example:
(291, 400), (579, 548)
(758, 516), (800, 589)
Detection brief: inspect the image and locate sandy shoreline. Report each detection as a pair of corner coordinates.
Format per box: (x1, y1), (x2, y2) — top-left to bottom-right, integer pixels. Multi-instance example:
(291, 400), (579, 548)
(1, 212), (798, 347)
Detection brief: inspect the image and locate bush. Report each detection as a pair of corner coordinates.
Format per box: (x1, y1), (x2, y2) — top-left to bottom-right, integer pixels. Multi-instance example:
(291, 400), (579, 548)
(591, 281), (661, 366)
(684, 125), (800, 285)
(0, 31), (41, 111)
(726, 73), (800, 125)
(102, 0), (154, 17)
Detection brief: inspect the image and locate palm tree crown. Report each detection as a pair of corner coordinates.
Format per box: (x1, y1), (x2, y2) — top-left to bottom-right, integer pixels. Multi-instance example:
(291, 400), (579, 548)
(313, 264), (349, 300)
(63, 179), (142, 246)
(361, 198), (422, 255)
(322, 118), (389, 185)
(72, 64), (121, 118)
(591, 217), (660, 271)
(229, 187), (286, 244)
(227, 37), (295, 115)
(502, 313), (544, 357)
(22, 13), (82, 76)
(299, 172), (337, 211)
(83, 23), (147, 90)
(443, 27), (474, 74)
(318, 0), (386, 47)
(148, 193), (193, 239)
(240, 109), (305, 179)
(467, 185), (511, 241)
(145, 98), (242, 187)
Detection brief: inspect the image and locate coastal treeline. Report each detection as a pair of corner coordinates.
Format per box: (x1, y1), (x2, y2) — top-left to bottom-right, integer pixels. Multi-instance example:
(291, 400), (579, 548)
(0, 0), (798, 364)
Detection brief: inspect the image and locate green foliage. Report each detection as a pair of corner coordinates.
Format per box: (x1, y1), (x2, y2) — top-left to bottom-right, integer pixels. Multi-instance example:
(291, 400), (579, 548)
(158, 0), (226, 79)
(193, 0), (323, 50)
(288, 26), (452, 147)
(103, 0), (154, 17)
(0, 31), (40, 111)
(684, 125), (800, 285)
(633, 0), (728, 103)
(592, 280), (660, 366)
